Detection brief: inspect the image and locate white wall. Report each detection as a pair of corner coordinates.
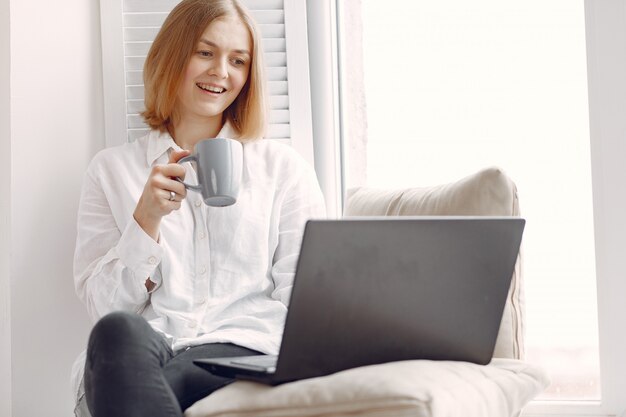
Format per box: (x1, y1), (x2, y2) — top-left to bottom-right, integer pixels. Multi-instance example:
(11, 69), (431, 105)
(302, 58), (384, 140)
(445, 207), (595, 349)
(1, 0), (12, 415)
(9, 0), (104, 415)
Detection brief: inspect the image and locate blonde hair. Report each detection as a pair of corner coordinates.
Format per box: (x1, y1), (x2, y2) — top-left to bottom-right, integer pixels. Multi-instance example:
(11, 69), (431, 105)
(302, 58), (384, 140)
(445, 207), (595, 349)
(141, 0), (267, 140)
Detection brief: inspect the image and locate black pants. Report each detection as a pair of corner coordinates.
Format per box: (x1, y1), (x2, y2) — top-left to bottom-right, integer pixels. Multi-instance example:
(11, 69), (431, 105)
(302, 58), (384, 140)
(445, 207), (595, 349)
(84, 311), (262, 417)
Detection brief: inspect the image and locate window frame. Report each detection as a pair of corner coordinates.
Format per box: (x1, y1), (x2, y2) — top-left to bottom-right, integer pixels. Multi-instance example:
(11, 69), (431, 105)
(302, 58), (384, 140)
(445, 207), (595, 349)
(0, 0), (11, 413)
(306, 0), (342, 218)
(525, 1), (626, 415)
(322, 0), (626, 415)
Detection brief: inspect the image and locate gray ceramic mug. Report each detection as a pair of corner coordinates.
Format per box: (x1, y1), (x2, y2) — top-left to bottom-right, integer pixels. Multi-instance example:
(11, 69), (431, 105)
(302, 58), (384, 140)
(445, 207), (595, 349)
(177, 138), (243, 207)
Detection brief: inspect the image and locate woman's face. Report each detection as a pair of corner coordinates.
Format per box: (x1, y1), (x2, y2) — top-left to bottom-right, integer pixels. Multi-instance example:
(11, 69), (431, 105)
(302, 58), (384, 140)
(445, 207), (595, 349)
(176, 17), (252, 122)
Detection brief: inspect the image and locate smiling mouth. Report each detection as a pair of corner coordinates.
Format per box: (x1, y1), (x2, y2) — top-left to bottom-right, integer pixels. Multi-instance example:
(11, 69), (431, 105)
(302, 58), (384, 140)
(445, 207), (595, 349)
(196, 83), (226, 94)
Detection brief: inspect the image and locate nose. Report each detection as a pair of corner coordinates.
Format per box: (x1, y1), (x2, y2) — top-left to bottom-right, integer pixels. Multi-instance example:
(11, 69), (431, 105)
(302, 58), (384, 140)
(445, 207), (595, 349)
(208, 57), (228, 79)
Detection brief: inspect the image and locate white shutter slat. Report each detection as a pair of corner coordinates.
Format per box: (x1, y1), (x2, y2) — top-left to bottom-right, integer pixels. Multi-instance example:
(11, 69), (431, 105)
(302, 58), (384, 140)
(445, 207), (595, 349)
(124, 0), (284, 12)
(236, 0), (285, 9)
(262, 38), (285, 53)
(124, 42), (151, 56)
(124, 0), (178, 12)
(269, 81), (287, 95)
(267, 137), (290, 145)
(124, 39), (283, 56)
(128, 115), (148, 129)
(128, 96), (290, 112)
(267, 123), (289, 138)
(265, 52), (286, 67)
(127, 86), (144, 100)
(126, 65), (285, 86)
(123, 27), (157, 42)
(126, 70), (143, 85)
(259, 24), (285, 38)
(270, 109), (289, 124)
(128, 128), (291, 143)
(250, 10), (284, 24)
(124, 10), (283, 27)
(269, 95), (288, 109)
(127, 99), (144, 114)
(128, 110), (289, 125)
(128, 128), (150, 141)
(126, 81), (288, 113)
(267, 67), (286, 81)
(124, 24), (284, 42)
(125, 56), (145, 70)
(123, 13), (171, 28)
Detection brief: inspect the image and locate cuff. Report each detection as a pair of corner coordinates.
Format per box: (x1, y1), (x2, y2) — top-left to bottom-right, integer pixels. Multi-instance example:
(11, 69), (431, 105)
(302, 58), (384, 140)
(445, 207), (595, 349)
(117, 218), (165, 290)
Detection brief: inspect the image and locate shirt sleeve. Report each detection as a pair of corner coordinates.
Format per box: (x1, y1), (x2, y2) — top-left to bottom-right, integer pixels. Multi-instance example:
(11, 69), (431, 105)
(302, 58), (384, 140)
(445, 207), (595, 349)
(73, 165), (164, 323)
(270, 162), (327, 306)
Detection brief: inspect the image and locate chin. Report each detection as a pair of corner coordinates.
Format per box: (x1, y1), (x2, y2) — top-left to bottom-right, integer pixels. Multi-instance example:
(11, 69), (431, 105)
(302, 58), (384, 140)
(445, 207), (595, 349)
(194, 106), (227, 119)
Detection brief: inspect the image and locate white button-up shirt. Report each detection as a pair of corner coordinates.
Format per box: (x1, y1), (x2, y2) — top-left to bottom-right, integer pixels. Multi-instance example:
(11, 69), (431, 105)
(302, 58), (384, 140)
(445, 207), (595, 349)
(71, 124), (326, 394)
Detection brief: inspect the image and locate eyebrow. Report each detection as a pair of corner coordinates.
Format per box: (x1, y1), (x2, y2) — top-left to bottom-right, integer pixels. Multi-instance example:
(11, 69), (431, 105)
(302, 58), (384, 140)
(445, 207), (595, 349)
(199, 39), (251, 56)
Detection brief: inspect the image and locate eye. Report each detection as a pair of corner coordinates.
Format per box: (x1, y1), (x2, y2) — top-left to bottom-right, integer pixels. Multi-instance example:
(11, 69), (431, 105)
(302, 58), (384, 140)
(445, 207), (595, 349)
(198, 50), (213, 58)
(231, 57), (247, 66)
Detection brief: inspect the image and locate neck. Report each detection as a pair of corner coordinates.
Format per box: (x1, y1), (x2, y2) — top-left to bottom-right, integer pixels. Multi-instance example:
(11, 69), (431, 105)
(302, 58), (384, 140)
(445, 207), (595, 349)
(170, 113), (223, 151)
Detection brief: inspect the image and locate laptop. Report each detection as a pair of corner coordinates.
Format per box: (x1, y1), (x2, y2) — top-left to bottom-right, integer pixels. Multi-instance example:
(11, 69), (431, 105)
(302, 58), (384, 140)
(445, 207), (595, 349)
(194, 217), (525, 385)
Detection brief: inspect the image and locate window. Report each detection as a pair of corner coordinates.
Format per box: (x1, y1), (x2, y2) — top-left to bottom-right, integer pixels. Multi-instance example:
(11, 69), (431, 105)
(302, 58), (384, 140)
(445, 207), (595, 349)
(338, 0), (600, 403)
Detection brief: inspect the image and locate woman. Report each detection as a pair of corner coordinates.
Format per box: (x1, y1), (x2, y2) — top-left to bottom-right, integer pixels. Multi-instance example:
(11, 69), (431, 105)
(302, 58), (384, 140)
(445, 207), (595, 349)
(71, 0), (326, 415)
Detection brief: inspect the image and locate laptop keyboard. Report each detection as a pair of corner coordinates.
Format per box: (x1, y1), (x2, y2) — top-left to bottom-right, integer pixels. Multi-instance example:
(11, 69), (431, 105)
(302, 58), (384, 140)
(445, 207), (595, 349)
(230, 355), (278, 372)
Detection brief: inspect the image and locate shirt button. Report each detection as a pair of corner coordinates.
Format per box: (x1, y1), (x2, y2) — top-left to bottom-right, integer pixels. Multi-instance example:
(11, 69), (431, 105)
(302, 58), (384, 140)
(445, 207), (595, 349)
(195, 200), (202, 208)
(148, 256), (157, 265)
(199, 266), (207, 275)
(198, 231), (206, 240)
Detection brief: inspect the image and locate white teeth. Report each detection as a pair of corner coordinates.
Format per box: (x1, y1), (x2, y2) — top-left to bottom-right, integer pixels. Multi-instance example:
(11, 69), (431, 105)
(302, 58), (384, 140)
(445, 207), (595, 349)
(198, 83), (225, 93)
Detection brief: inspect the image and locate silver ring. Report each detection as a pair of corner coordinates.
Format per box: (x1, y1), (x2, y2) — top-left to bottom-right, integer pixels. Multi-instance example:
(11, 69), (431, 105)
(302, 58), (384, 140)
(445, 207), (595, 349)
(168, 191), (176, 201)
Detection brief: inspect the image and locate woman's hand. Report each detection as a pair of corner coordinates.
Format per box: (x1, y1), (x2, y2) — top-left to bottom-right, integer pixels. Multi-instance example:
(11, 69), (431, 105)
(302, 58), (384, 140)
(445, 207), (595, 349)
(133, 149), (191, 241)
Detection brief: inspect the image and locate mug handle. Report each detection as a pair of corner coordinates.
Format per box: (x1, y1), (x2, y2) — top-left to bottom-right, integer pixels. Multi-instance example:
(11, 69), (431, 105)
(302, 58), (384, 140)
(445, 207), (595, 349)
(175, 155), (202, 191)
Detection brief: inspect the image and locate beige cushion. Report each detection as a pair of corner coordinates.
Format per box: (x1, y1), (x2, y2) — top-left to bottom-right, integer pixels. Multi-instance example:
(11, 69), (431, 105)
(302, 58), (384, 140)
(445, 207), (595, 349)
(185, 359), (548, 417)
(344, 167), (524, 359)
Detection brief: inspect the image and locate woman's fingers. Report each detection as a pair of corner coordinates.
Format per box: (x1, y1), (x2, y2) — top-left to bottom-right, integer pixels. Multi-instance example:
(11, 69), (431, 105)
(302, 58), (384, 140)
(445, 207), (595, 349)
(161, 187), (185, 203)
(134, 153), (190, 239)
(162, 189), (182, 206)
(136, 152), (191, 226)
(164, 190), (181, 203)
(152, 176), (187, 199)
(154, 161), (186, 180)
(169, 149), (191, 164)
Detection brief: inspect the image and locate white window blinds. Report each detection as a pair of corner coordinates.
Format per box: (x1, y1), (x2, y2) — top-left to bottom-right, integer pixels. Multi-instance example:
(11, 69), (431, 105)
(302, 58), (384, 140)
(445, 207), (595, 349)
(100, 0), (313, 165)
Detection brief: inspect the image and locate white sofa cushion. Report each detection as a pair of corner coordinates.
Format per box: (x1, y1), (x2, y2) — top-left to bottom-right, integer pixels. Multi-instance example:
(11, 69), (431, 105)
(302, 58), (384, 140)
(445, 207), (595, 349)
(344, 167), (519, 217)
(185, 359), (548, 417)
(344, 167), (523, 359)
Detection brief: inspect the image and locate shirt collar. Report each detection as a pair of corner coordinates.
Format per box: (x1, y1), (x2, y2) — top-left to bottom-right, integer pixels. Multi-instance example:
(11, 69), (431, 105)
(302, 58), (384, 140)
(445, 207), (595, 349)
(145, 121), (238, 167)
(146, 129), (180, 167)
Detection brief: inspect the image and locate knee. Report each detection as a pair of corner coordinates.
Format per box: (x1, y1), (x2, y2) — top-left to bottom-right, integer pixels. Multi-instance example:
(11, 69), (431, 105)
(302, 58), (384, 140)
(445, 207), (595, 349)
(88, 311), (148, 354)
